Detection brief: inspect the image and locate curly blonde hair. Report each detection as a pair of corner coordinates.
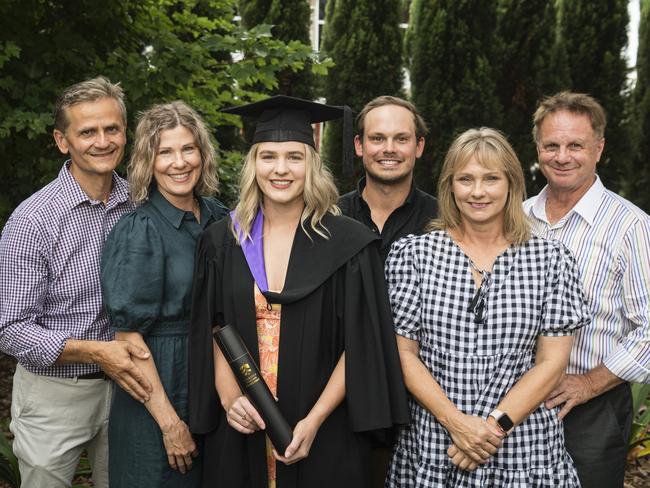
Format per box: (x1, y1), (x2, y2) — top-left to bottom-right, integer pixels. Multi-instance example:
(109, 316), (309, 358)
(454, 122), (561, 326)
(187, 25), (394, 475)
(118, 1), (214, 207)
(427, 127), (530, 244)
(232, 142), (340, 242)
(128, 101), (219, 204)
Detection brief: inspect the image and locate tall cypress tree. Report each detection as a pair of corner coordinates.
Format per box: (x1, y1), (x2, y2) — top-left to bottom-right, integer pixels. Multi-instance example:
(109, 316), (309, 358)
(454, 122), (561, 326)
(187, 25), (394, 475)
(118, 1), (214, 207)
(558, 0), (630, 193)
(629, 0), (650, 212)
(239, 0), (314, 98)
(494, 0), (569, 195)
(320, 0), (403, 190)
(407, 0), (502, 193)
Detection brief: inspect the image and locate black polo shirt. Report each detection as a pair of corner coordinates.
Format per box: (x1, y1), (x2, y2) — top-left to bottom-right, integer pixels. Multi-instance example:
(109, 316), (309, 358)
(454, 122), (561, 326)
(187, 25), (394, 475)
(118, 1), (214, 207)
(339, 177), (438, 262)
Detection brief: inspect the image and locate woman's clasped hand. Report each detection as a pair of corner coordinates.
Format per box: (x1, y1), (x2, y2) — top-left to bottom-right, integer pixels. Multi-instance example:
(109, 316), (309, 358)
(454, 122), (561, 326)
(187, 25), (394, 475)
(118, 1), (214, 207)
(444, 413), (503, 469)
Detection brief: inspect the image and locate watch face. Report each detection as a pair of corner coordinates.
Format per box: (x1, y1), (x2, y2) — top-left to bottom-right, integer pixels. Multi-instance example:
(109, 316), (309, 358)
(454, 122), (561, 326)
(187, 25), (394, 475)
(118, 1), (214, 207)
(498, 413), (514, 432)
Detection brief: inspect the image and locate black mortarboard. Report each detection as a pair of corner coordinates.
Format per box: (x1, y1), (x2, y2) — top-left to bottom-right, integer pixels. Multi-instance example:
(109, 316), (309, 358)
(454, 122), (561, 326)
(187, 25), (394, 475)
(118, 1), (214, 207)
(223, 95), (354, 175)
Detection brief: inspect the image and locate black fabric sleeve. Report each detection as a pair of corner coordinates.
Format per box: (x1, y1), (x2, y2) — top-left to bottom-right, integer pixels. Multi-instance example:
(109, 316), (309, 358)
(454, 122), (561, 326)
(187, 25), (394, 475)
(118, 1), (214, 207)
(343, 242), (410, 432)
(188, 231), (222, 434)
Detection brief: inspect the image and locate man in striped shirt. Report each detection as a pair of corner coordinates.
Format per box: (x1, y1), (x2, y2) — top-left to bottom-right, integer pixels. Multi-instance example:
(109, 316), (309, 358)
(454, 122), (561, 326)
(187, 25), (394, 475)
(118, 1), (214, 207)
(0, 77), (153, 487)
(524, 91), (650, 488)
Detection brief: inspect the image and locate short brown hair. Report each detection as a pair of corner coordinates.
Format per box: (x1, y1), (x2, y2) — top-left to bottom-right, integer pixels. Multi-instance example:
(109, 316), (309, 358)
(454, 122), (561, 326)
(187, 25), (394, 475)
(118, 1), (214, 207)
(128, 100), (219, 204)
(356, 95), (428, 140)
(428, 127), (530, 244)
(54, 76), (126, 132)
(532, 91), (606, 142)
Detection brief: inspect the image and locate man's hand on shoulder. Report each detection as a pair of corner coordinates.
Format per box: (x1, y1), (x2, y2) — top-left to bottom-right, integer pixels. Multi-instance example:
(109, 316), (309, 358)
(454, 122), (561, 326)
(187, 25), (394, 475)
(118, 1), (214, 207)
(58, 338), (153, 402)
(545, 365), (624, 419)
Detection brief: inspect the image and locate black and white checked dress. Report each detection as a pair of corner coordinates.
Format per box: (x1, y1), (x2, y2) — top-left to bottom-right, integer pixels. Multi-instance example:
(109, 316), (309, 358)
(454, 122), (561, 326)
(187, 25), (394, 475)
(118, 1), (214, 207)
(385, 231), (590, 488)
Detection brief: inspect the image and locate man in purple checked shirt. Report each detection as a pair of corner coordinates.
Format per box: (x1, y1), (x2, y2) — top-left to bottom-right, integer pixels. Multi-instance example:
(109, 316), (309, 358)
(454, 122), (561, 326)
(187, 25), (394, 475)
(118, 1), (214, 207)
(0, 77), (153, 488)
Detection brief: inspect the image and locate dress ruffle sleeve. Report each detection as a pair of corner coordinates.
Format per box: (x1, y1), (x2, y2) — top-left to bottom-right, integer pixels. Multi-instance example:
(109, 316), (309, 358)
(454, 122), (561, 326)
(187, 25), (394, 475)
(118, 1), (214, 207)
(384, 236), (422, 341)
(101, 212), (164, 335)
(540, 241), (591, 336)
(343, 242), (410, 432)
(188, 230), (223, 434)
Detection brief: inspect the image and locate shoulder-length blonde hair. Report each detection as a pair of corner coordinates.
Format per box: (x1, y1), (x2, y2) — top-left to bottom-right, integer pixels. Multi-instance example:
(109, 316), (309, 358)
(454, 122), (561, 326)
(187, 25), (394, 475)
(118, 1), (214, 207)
(128, 100), (219, 204)
(427, 127), (530, 244)
(232, 142), (340, 242)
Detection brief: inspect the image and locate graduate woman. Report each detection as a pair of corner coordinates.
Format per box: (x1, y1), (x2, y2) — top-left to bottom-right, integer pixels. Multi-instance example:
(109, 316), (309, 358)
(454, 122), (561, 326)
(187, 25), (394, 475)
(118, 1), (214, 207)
(188, 96), (409, 488)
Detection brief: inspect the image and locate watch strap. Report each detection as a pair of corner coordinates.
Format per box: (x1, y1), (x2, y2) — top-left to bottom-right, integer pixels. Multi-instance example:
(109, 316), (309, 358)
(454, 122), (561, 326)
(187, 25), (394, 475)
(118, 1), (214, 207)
(489, 408), (514, 435)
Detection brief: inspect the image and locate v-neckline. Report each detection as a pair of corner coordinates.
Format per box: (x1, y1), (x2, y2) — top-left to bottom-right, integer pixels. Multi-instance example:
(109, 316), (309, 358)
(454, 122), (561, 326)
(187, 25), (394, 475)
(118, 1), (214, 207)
(443, 231), (514, 292)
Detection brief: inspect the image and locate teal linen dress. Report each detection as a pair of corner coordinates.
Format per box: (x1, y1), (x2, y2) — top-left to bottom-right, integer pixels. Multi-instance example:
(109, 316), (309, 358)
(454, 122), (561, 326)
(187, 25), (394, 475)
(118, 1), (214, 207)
(101, 187), (228, 488)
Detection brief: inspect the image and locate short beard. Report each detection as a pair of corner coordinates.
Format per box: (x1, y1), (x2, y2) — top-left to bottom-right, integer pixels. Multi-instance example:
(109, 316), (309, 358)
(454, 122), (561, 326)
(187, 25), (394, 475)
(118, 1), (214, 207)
(365, 166), (413, 187)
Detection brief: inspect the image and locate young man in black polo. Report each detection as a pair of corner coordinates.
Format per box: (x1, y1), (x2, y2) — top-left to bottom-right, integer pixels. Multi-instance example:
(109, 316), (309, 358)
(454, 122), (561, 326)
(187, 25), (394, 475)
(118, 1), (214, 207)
(339, 96), (437, 262)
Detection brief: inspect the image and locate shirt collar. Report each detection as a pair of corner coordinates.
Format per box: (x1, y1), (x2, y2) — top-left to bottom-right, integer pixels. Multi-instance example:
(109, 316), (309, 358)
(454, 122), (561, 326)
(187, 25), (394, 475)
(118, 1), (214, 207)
(149, 186), (214, 229)
(58, 160), (130, 209)
(529, 175), (604, 226)
(149, 186), (186, 229)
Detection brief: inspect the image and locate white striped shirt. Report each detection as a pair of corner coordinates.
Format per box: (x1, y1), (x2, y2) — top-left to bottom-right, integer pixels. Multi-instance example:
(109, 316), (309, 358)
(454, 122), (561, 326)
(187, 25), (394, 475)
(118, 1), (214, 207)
(524, 176), (650, 383)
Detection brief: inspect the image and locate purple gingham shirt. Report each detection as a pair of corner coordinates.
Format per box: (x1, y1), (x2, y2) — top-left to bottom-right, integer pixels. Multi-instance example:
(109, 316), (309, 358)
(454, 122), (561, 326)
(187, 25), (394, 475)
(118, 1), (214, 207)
(0, 161), (134, 377)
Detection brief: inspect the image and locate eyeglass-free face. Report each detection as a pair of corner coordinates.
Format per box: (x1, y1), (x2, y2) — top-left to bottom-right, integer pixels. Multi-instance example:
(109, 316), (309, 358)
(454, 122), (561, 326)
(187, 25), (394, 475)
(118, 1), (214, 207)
(153, 125), (202, 211)
(536, 110), (604, 196)
(452, 156), (510, 229)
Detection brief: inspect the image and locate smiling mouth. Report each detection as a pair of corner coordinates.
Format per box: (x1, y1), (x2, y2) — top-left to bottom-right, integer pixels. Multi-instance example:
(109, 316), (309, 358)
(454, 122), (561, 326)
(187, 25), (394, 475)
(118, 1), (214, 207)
(169, 172), (191, 181)
(90, 149), (116, 157)
(270, 180), (292, 188)
(377, 159), (402, 166)
(469, 202), (489, 208)
(549, 165), (576, 172)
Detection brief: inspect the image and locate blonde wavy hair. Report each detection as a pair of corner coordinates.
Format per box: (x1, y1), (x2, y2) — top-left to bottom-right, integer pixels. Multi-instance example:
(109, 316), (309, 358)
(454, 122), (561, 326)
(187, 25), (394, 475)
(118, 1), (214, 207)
(232, 142), (340, 243)
(427, 127), (530, 244)
(128, 101), (219, 204)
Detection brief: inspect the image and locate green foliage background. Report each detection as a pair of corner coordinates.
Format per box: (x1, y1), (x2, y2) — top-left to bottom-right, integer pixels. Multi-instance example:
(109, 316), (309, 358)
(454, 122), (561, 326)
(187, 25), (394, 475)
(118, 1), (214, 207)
(0, 0), (324, 225)
(559, 0), (631, 194)
(319, 0), (404, 191)
(239, 0), (315, 98)
(494, 0), (568, 196)
(406, 0), (502, 194)
(1, 0), (650, 221)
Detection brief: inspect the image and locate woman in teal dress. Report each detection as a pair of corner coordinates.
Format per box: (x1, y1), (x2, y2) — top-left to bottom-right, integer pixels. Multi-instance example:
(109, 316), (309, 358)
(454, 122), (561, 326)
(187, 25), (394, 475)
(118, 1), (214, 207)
(101, 101), (228, 487)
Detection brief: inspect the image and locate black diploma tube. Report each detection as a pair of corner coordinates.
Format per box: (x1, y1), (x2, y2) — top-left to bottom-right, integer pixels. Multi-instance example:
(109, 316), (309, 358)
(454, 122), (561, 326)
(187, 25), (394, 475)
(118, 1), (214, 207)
(213, 324), (293, 453)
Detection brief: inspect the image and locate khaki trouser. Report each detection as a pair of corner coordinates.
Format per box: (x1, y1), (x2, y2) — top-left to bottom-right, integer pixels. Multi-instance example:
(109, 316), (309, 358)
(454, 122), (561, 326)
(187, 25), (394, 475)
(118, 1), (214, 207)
(9, 364), (112, 488)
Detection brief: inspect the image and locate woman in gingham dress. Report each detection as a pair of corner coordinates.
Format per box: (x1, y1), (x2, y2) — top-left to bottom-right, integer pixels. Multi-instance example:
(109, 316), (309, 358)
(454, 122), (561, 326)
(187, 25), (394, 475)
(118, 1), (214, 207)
(385, 128), (590, 487)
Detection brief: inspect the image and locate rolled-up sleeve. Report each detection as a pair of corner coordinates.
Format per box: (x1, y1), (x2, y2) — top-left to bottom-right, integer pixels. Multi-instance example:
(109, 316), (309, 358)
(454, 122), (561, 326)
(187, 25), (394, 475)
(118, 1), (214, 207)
(603, 217), (650, 383)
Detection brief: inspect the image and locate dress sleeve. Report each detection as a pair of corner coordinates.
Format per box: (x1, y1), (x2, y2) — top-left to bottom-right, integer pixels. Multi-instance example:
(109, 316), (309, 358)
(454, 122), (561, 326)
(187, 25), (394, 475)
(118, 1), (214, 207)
(384, 237), (422, 341)
(188, 230), (223, 434)
(343, 242), (410, 432)
(100, 212), (164, 336)
(540, 241), (591, 336)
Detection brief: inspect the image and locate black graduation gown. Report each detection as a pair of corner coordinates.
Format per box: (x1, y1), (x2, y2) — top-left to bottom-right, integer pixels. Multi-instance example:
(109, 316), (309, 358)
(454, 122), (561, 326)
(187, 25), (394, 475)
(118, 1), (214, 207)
(188, 213), (409, 488)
